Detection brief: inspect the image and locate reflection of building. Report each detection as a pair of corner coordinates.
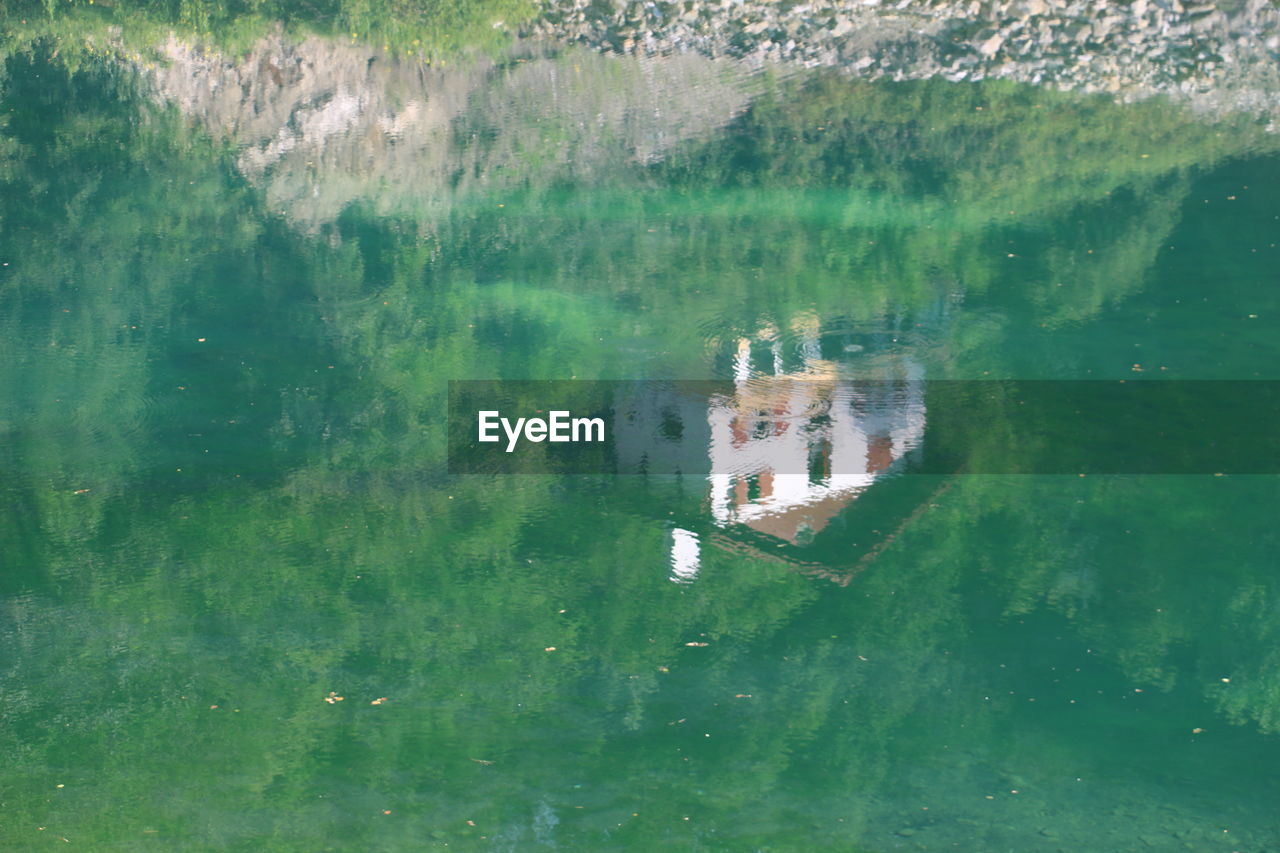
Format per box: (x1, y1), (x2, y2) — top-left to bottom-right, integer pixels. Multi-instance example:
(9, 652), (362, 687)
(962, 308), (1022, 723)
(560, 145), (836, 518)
(702, 318), (924, 566)
(656, 313), (929, 584)
(708, 375), (925, 545)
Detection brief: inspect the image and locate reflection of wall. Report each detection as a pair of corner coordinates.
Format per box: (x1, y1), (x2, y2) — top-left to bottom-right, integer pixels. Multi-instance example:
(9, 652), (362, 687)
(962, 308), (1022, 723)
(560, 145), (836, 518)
(150, 33), (479, 230)
(147, 34), (763, 230)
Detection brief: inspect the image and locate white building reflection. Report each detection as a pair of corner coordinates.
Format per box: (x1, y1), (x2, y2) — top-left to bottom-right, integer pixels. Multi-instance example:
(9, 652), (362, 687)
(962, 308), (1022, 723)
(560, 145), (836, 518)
(710, 319), (924, 533)
(640, 315), (928, 584)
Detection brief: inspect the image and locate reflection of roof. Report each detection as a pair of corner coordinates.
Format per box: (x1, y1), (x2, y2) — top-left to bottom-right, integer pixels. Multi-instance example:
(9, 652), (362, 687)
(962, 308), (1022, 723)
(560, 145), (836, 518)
(704, 475), (957, 585)
(737, 483), (864, 545)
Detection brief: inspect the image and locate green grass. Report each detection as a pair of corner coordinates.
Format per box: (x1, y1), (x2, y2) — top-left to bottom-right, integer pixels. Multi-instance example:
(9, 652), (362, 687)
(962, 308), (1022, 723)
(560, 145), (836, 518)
(1, 0), (537, 59)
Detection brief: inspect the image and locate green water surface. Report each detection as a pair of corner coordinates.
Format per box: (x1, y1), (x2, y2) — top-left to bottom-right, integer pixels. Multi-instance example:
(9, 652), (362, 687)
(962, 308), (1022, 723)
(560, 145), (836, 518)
(2, 24), (1280, 852)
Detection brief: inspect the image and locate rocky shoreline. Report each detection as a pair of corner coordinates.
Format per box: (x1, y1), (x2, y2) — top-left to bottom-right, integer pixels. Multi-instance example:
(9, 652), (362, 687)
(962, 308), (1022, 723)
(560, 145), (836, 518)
(525, 0), (1280, 120)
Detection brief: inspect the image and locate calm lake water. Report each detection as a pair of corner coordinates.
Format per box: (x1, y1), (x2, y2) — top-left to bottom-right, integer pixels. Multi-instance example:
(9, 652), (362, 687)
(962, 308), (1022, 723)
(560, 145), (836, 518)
(3, 18), (1280, 852)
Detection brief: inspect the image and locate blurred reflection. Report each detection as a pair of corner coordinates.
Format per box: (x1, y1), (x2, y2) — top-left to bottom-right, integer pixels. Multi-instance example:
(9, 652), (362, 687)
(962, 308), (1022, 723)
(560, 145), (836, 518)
(708, 321), (925, 544)
(148, 35), (765, 229)
(4, 33), (1280, 853)
(635, 312), (929, 578)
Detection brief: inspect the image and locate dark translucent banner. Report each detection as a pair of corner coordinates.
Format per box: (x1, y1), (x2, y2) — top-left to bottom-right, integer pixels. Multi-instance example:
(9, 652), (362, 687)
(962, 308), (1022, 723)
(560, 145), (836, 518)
(448, 380), (1280, 475)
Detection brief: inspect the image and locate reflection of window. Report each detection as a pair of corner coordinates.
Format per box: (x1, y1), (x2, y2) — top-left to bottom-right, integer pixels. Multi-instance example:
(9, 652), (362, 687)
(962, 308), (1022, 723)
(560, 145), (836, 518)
(808, 439), (831, 485)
